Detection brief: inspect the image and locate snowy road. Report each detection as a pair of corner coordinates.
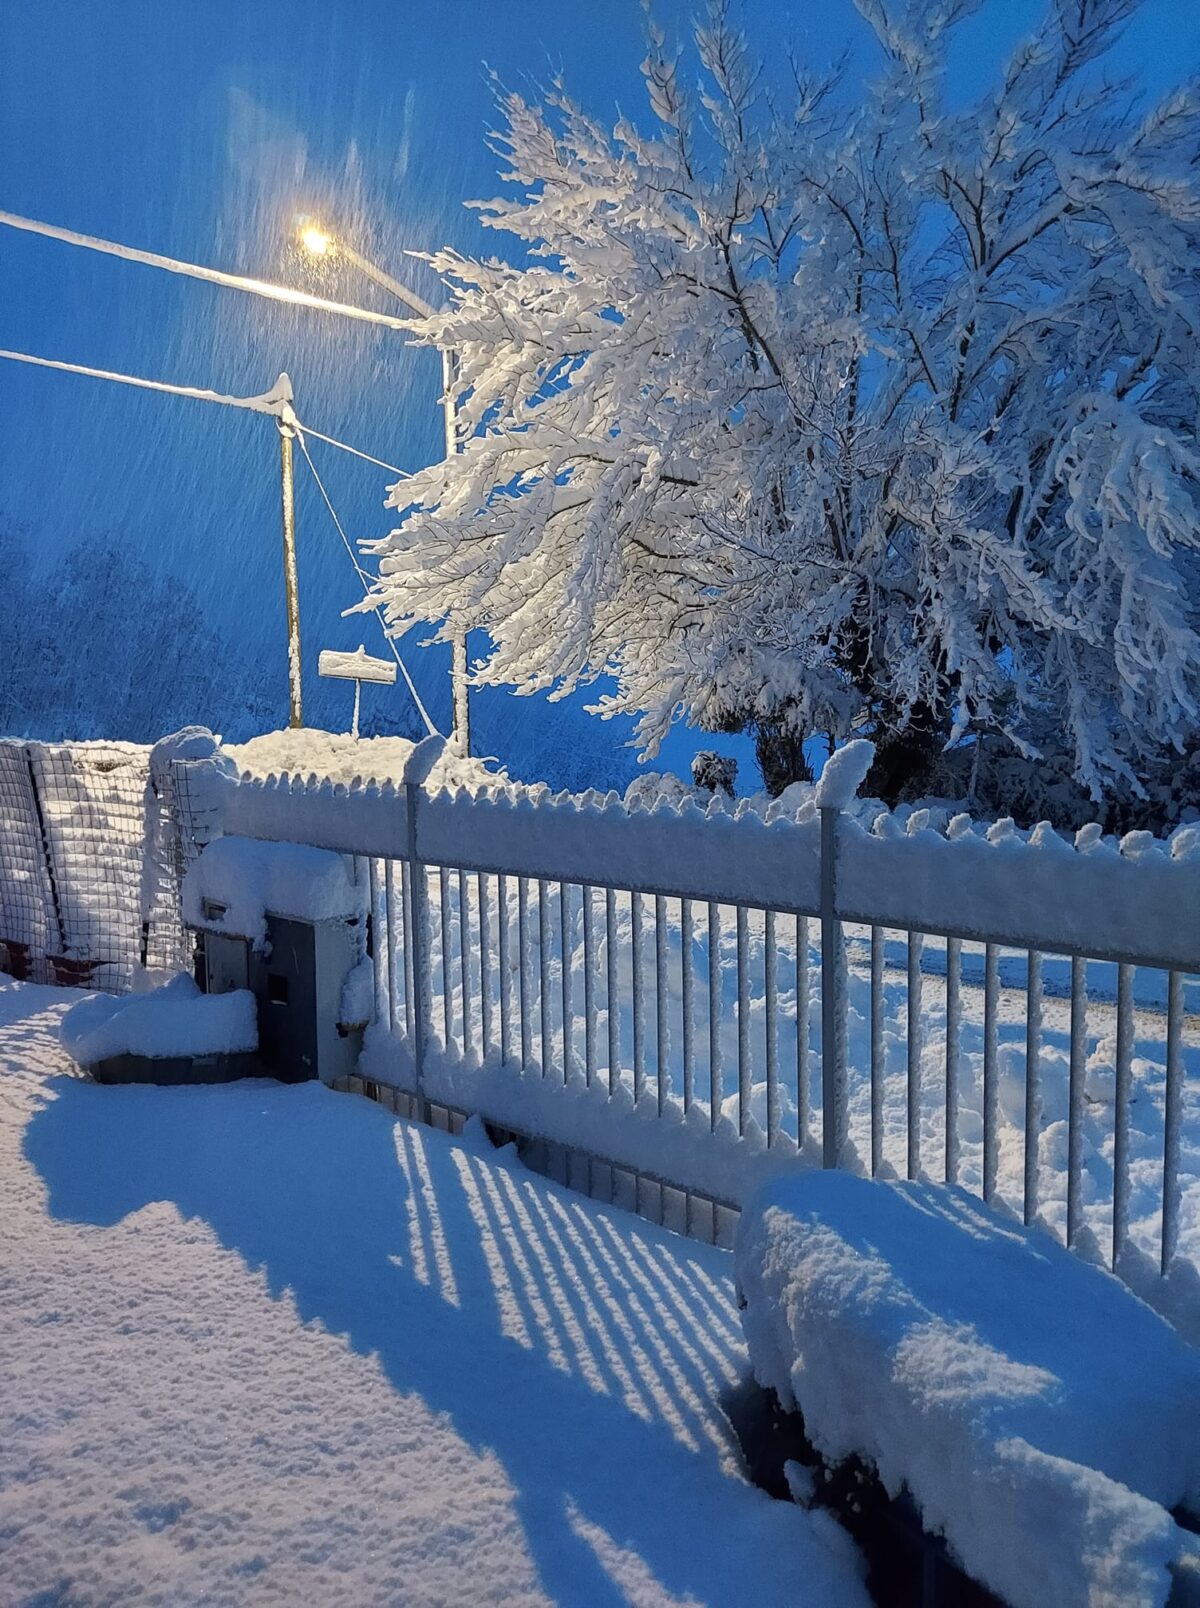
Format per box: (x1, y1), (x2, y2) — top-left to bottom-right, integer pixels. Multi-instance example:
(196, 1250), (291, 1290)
(0, 981), (864, 1608)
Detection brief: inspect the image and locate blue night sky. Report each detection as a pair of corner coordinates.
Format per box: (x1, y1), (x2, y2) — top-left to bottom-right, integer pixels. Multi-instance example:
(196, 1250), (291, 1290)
(1, 0), (1195, 786)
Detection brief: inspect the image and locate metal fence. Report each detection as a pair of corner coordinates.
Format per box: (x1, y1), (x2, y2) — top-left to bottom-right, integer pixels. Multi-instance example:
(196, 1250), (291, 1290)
(0, 739), (188, 991)
(213, 764), (1197, 1290)
(1, 736), (1193, 1294)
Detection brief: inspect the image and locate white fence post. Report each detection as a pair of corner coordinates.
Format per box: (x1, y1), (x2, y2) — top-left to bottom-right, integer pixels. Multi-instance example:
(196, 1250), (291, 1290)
(820, 804), (848, 1168)
(400, 739), (449, 1121)
(403, 780), (432, 1120)
(814, 740), (874, 1170)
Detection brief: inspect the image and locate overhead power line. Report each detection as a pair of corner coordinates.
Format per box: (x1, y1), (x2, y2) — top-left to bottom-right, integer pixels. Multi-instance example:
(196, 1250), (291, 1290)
(0, 209), (416, 334)
(0, 347), (408, 473)
(0, 347), (295, 414)
(294, 429), (438, 736)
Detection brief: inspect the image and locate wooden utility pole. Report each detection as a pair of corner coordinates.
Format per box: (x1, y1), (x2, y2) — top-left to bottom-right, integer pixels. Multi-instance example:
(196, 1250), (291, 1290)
(278, 415), (303, 728)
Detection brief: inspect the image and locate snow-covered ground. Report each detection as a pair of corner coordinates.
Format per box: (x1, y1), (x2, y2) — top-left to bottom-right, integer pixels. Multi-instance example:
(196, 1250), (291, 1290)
(225, 727), (495, 794)
(0, 979), (865, 1607)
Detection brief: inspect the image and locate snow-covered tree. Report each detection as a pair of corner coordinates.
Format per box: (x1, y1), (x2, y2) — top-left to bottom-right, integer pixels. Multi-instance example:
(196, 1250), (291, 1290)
(364, 0), (1200, 803)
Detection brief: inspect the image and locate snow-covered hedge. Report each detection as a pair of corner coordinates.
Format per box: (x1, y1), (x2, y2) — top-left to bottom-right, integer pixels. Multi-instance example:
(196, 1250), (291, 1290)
(736, 1171), (1200, 1608)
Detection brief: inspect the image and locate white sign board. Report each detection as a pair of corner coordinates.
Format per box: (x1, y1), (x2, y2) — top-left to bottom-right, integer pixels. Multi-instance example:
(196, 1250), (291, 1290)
(318, 644), (397, 738)
(318, 646), (397, 686)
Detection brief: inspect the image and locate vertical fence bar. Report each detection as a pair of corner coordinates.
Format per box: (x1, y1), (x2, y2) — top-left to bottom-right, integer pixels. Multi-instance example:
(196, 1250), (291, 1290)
(404, 783), (432, 1120)
(655, 894), (669, 1116)
(518, 877), (532, 1069)
(497, 873), (511, 1065)
(560, 882), (574, 1083)
(368, 859), (386, 1025)
(631, 892), (646, 1103)
(1024, 949), (1043, 1225)
(582, 887), (595, 1087)
(1067, 955), (1087, 1250)
(708, 901), (722, 1132)
(1113, 961), (1134, 1269)
(439, 867), (453, 1044)
(606, 886), (619, 1095)
(478, 872), (492, 1062)
(382, 863), (399, 1034)
(681, 898), (695, 1113)
(796, 914), (809, 1147)
(765, 910), (780, 1147)
(539, 879), (553, 1077)
(458, 871), (472, 1059)
(819, 808), (847, 1168)
(870, 925), (884, 1177)
(944, 936), (961, 1186)
(906, 931), (924, 1180)
(736, 906), (751, 1137)
(400, 860), (414, 1040)
(1162, 970), (1183, 1275)
(983, 943), (999, 1204)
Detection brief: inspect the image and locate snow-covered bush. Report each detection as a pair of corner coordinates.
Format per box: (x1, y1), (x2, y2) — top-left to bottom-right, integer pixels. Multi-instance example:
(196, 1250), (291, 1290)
(691, 751), (737, 796)
(363, 0), (1200, 814)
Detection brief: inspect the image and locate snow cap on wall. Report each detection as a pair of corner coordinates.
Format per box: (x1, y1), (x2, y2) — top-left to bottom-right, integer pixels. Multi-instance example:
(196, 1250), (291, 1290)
(736, 1171), (1200, 1608)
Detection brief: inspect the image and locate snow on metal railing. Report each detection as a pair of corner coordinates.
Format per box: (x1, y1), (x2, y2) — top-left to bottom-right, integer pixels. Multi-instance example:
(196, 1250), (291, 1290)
(180, 734), (1200, 1318)
(207, 739), (1199, 970)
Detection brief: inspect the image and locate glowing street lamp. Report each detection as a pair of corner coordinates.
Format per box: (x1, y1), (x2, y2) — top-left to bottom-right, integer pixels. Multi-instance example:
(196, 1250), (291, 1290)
(296, 217), (471, 753)
(299, 224), (334, 257)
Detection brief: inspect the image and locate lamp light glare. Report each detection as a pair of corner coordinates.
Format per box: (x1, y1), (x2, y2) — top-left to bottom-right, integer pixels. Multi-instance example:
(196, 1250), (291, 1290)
(300, 225), (332, 257)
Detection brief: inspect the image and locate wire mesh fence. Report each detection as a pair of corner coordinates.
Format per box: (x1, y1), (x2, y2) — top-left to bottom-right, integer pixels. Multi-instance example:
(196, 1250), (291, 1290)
(0, 743), (57, 978)
(0, 739), (190, 991)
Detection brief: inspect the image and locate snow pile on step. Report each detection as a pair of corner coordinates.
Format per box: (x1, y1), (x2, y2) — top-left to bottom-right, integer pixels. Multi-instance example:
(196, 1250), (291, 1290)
(225, 727), (501, 795)
(61, 973), (257, 1065)
(736, 1171), (1200, 1608)
(182, 836), (365, 945)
